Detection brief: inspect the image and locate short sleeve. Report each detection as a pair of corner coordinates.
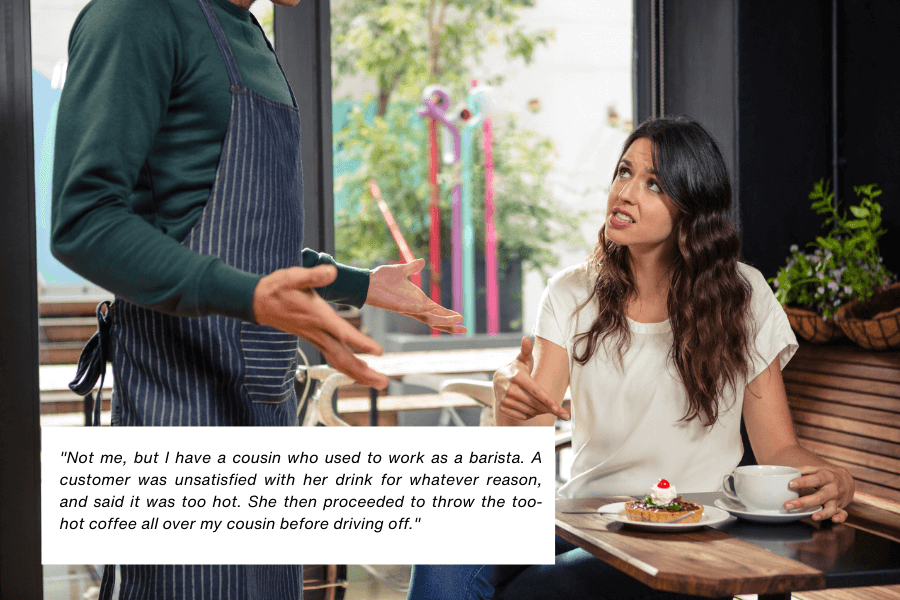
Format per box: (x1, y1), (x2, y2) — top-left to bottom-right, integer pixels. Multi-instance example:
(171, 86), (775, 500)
(533, 284), (567, 347)
(532, 266), (587, 349)
(742, 264), (798, 381)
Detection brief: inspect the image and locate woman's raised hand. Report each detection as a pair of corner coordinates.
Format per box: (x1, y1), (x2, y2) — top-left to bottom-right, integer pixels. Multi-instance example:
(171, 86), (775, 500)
(493, 336), (570, 423)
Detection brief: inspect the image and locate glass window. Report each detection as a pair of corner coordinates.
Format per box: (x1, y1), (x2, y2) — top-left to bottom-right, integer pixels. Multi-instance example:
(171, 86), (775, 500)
(330, 0), (633, 338)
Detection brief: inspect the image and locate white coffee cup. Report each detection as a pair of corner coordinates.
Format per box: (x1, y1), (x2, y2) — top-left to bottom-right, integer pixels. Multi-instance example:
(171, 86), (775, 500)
(721, 465), (801, 513)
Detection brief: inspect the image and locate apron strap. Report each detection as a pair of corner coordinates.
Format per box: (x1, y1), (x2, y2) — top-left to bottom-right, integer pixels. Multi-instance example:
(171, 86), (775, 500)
(68, 301), (112, 426)
(196, 0), (244, 88)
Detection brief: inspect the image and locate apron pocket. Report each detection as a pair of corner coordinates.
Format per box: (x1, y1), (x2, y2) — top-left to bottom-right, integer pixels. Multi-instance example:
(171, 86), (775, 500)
(239, 323), (298, 404)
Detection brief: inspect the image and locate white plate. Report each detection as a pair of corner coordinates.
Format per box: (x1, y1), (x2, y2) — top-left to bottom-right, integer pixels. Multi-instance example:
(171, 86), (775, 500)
(597, 502), (730, 531)
(714, 498), (823, 523)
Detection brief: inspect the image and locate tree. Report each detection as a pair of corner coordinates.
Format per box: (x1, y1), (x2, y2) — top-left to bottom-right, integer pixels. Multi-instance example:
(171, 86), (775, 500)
(332, 0), (553, 115)
(331, 0), (587, 278)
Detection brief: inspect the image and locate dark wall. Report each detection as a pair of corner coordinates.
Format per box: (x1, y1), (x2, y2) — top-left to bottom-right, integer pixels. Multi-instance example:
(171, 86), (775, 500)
(840, 0), (900, 268)
(637, 0), (900, 280)
(736, 1), (831, 276)
(663, 0), (740, 228)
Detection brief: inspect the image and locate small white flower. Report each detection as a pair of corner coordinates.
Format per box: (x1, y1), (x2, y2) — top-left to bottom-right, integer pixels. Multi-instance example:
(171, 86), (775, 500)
(790, 244), (799, 253)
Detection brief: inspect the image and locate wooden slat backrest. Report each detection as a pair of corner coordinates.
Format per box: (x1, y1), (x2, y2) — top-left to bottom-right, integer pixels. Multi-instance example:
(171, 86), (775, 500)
(783, 343), (900, 504)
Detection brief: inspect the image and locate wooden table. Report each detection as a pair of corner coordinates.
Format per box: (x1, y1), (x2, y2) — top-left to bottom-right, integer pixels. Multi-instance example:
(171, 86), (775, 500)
(354, 347), (520, 425)
(357, 346), (520, 378)
(556, 492), (900, 599)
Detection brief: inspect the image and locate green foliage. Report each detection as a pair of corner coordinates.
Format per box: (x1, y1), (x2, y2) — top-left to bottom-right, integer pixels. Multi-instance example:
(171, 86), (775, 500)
(332, 0), (554, 109)
(331, 0), (583, 276)
(770, 179), (894, 318)
(334, 105), (588, 276)
(334, 103), (431, 267)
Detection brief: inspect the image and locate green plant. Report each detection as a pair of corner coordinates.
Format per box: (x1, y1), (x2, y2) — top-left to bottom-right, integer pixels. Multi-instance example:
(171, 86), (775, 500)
(770, 179), (893, 318)
(332, 0), (554, 116)
(334, 105), (588, 276)
(331, 0), (587, 276)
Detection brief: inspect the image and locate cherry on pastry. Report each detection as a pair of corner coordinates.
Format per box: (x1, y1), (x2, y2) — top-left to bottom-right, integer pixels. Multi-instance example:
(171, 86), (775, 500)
(657, 479), (670, 488)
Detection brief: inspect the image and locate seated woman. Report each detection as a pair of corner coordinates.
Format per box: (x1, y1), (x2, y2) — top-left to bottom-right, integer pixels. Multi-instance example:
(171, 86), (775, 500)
(407, 116), (855, 600)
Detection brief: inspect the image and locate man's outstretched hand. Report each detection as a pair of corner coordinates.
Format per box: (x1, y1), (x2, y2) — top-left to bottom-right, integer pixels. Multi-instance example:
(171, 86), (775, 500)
(253, 265), (389, 389)
(366, 258), (467, 335)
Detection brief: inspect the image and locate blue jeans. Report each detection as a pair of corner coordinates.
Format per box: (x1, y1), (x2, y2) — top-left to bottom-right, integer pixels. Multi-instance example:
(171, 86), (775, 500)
(407, 537), (730, 600)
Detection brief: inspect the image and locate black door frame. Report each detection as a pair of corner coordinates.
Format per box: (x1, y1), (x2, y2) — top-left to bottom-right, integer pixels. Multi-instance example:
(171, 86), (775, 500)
(1, 0), (43, 597)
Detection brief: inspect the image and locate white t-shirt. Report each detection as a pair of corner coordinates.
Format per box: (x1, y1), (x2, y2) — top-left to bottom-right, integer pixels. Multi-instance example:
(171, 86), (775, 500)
(534, 262), (798, 499)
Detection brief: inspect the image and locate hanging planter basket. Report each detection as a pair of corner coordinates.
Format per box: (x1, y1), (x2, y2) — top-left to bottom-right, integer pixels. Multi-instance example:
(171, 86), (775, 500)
(783, 305), (844, 344)
(833, 282), (900, 351)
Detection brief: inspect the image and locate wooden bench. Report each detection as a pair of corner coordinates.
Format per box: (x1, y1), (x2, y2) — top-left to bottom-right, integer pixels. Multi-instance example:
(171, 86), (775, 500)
(792, 585), (900, 600)
(783, 340), (900, 581)
(783, 342), (900, 504)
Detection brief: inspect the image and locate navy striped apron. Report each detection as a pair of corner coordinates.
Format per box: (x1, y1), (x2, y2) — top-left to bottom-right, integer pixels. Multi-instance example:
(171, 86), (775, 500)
(98, 1), (304, 596)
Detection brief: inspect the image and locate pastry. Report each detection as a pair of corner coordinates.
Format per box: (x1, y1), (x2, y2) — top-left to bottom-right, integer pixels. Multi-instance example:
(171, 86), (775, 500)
(624, 479), (704, 523)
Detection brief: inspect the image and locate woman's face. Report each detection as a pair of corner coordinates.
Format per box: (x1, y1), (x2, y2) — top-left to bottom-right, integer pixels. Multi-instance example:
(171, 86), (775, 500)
(605, 137), (681, 260)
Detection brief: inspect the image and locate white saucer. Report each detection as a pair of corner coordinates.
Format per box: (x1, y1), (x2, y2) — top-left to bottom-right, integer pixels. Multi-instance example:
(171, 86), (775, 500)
(714, 498), (823, 523)
(598, 502), (730, 531)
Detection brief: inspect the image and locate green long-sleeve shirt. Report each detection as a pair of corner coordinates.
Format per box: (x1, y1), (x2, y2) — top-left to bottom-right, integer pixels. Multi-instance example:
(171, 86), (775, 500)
(51, 0), (368, 322)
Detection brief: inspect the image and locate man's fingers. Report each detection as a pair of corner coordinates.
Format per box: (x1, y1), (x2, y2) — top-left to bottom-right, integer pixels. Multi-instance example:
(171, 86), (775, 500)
(403, 258), (427, 276)
(431, 324), (467, 335)
(313, 333), (389, 390)
(319, 309), (383, 356)
(288, 264), (338, 289)
(399, 307), (466, 334)
(405, 306), (464, 323)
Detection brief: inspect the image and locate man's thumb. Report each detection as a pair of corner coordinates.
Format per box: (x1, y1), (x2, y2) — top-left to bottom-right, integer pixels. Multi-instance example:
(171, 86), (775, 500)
(293, 264), (337, 288)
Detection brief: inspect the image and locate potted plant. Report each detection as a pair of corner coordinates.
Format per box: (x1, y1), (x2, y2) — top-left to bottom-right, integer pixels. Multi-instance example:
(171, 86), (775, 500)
(770, 179), (894, 344)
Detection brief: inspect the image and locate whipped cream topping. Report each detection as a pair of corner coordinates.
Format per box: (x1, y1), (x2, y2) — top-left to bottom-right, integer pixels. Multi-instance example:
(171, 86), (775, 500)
(650, 482), (677, 506)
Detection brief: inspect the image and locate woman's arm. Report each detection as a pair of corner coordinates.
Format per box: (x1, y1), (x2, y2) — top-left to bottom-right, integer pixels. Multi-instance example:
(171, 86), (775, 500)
(742, 358), (855, 523)
(493, 336), (570, 427)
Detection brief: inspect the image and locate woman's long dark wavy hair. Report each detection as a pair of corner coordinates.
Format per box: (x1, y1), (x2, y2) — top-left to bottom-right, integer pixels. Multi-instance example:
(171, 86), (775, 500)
(573, 116), (753, 426)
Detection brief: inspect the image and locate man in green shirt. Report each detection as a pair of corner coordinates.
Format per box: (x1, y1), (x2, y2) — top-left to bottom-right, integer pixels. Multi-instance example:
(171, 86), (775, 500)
(52, 0), (463, 597)
(52, 0), (463, 389)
